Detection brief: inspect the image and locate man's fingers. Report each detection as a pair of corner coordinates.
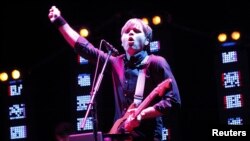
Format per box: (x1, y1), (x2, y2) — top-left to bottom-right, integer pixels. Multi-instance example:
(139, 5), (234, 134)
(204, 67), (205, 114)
(127, 108), (136, 113)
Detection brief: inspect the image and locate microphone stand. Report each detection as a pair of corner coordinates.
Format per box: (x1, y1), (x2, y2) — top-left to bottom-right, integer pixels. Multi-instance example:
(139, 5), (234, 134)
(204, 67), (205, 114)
(81, 50), (113, 141)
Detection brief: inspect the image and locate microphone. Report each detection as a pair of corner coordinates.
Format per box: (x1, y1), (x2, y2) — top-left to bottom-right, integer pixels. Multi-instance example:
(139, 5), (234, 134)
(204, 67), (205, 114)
(102, 39), (119, 55)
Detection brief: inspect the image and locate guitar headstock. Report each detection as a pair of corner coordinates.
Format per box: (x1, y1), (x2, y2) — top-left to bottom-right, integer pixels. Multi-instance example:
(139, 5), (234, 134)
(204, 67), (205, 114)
(155, 78), (172, 97)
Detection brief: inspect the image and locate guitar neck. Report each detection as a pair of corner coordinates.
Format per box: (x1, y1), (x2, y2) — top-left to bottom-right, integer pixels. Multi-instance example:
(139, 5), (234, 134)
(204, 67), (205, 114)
(134, 78), (172, 117)
(134, 90), (158, 117)
(108, 79), (171, 134)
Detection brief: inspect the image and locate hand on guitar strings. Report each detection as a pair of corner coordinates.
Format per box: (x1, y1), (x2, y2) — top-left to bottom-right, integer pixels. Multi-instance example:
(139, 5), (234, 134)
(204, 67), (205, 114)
(124, 108), (145, 132)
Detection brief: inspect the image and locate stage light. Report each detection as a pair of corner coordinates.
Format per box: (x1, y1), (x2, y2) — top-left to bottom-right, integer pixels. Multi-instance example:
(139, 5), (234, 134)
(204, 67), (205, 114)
(215, 29), (250, 125)
(141, 17), (149, 25)
(218, 33), (227, 42)
(231, 31), (240, 41)
(0, 72), (8, 82)
(79, 28), (89, 37)
(152, 15), (161, 25)
(12, 69), (20, 80)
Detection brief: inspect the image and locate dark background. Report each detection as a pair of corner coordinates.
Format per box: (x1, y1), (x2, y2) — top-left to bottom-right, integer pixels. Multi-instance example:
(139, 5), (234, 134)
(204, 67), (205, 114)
(1, 0), (250, 141)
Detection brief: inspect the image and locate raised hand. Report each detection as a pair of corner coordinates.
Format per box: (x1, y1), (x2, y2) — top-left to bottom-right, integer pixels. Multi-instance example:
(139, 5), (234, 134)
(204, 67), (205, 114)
(48, 6), (61, 22)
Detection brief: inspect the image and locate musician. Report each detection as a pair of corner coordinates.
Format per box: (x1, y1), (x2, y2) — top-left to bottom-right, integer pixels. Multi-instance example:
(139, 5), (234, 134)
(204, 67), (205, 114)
(48, 5), (181, 141)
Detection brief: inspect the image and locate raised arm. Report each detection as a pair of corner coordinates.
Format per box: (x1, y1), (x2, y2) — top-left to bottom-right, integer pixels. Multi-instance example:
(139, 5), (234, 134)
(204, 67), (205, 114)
(48, 6), (84, 48)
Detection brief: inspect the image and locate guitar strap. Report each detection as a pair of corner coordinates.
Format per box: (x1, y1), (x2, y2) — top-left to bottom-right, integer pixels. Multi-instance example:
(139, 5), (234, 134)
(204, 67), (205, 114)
(133, 55), (149, 107)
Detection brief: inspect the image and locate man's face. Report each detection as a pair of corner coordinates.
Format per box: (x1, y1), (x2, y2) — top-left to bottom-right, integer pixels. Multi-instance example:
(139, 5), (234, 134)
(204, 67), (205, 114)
(121, 20), (147, 56)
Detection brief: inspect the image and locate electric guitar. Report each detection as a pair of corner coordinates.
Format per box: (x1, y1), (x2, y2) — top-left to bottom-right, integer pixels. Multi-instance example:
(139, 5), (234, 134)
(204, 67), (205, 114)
(109, 78), (172, 134)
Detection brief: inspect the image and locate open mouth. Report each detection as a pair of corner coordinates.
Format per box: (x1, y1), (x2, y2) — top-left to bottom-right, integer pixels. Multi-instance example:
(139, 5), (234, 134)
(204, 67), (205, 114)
(128, 37), (134, 46)
(128, 37), (134, 41)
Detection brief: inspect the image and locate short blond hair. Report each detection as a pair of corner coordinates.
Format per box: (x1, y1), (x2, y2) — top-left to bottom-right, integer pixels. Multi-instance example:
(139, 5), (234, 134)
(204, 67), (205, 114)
(121, 18), (153, 41)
